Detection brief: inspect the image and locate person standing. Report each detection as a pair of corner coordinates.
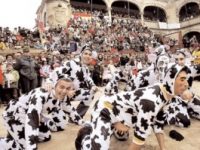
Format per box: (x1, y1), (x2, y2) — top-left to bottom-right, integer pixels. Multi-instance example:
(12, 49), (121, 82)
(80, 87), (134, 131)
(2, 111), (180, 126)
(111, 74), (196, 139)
(14, 48), (39, 93)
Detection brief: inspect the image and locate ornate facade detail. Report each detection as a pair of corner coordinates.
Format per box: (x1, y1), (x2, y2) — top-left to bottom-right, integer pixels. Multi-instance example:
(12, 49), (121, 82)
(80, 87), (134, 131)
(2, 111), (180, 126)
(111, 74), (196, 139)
(37, 0), (71, 28)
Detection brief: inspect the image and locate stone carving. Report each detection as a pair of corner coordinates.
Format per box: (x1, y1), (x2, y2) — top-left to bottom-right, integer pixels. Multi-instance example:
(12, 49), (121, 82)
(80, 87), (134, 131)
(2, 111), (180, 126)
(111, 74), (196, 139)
(46, 0), (71, 27)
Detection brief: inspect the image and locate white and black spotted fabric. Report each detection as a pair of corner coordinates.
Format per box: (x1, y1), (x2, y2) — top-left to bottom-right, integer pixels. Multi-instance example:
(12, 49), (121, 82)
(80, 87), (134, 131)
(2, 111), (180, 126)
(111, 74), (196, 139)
(126, 59), (200, 127)
(47, 58), (96, 117)
(104, 66), (132, 96)
(75, 65), (190, 150)
(0, 88), (83, 150)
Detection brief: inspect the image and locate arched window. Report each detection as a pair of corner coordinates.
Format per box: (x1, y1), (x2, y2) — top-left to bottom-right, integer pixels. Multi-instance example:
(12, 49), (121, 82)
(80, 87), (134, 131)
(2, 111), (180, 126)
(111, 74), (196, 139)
(144, 6), (167, 22)
(70, 0), (91, 11)
(70, 0), (107, 12)
(111, 1), (140, 19)
(179, 2), (200, 22)
(183, 31), (200, 48)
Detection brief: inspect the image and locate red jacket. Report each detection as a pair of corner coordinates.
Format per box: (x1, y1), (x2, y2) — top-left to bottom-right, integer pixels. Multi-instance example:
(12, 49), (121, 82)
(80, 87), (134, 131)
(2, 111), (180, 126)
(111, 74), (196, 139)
(0, 65), (3, 85)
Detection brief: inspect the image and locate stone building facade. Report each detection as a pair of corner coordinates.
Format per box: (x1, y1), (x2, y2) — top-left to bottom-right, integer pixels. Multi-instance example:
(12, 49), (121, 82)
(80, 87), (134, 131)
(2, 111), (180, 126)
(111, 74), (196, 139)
(36, 0), (200, 40)
(36, 0), (71, 28)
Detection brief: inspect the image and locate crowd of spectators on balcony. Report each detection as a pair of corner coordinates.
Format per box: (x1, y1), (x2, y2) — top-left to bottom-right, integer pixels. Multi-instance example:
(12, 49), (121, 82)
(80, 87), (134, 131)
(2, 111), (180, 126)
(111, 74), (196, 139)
(179, 5), (200, 22)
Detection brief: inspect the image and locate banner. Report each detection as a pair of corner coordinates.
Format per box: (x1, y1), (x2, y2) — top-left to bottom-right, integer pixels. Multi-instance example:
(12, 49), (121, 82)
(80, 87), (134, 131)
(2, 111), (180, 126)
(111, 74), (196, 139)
(158, 22), (167, 29)
(38, 21), (44, 33)
(167, 23), (180, 29)
(159, 22), (180, 29)
(73, 13), (92, 18)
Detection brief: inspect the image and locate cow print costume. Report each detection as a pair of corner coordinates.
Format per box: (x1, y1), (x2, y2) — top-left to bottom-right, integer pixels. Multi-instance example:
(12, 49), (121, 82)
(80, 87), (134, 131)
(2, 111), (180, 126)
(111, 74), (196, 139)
(47, 57), (96, 117)
(75, 65), (190, 150)
(185, 64), (200, 120)
(104, 55), (192, 134)
(126, 54), (170, 91)
(0, 88), (83, 150)
(104, 65), (132, 96)
(125, 56), (187, 126)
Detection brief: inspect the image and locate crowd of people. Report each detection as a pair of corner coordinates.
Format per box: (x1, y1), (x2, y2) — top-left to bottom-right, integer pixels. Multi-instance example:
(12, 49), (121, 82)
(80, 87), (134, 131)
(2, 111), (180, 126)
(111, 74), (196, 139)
(0, 6), (200, 150)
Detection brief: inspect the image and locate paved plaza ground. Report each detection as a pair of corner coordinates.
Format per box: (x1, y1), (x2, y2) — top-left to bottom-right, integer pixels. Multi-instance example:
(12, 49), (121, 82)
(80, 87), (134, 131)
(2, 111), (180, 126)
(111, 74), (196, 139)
(0, 82), (200, 150)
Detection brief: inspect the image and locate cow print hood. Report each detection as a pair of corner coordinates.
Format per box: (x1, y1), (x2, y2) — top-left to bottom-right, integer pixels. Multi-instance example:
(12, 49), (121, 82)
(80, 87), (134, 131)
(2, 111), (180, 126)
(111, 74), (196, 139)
(162, 64), (190, 96)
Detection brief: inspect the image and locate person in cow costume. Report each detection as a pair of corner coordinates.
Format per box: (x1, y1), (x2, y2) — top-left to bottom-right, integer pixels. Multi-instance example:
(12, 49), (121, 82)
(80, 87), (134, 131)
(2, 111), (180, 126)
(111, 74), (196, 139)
(44, 47), (98, 118)
(104, 63), (132, 96)
(0, 78), (84, 150)
(75, 64), (191, 150)
(104, 54), (192, 131)
(174, 51), (200, 120)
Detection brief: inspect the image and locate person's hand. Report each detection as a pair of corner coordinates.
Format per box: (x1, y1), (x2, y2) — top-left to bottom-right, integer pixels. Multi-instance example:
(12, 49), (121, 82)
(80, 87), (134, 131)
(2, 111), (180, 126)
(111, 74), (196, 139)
(91, 85), (98, 92)
(41, 82), (54, 92)
(67, 89), (76, 98)
(113, 122), (129, 134)
(180, 90), (194, 102)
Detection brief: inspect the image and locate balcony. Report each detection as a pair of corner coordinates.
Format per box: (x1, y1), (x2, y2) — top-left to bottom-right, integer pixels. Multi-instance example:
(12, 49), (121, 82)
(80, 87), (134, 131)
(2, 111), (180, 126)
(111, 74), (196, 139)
(144, 20), (159, 29)
(180, 16), (200, 28)
(143, 15), (200, 30)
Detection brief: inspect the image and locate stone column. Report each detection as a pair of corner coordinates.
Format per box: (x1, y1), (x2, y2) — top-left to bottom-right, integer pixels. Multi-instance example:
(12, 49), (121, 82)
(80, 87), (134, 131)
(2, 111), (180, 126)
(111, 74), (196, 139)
(141, 12), (144, 25)
(166, 3), (179, 23)
(107, 7), (112, 23)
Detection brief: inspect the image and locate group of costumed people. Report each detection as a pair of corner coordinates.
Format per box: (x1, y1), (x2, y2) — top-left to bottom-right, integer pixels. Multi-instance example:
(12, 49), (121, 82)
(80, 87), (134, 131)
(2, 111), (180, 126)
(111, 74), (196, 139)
(0, 46), (200, 150)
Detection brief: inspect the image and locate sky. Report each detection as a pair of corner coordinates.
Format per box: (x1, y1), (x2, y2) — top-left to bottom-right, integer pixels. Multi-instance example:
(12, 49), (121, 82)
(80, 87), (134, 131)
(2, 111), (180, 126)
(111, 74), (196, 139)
(0, 0), (42, 30)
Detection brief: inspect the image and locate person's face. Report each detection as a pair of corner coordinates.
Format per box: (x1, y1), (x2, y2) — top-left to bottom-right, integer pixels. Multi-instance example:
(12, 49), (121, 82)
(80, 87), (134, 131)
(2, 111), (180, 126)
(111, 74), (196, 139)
(81, 50), (92, 65)
(174, 71), (188, 95)
(23, 51), (30, 57)
(15, 53), (21, 59)
(7, 56), (13, 62)
(175, 53), (185, 66)
(55, 80), (73, 100)
(157, 56), (169, 73)
(7, 64), (13, 71)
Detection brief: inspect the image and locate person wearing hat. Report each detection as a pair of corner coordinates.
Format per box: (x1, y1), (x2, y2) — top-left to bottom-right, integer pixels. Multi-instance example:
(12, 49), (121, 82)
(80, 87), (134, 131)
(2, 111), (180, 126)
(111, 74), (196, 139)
(44, 46), (98, 118)
(13, 48), (40, 93)
(0, 78), (84, 150)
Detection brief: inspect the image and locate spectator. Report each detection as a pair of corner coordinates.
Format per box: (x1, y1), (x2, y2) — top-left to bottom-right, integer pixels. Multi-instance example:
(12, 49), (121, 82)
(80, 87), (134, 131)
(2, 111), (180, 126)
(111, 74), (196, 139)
(2, 63), (19, 102)
(0, 38), (7, 50)
(14, 48), (40, 93)
(0, 55), (4, 103)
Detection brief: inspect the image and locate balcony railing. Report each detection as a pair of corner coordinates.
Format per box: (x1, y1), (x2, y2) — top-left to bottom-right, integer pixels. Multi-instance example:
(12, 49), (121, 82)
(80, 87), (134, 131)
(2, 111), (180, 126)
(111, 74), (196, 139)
(143, 16), (200, 29)
(180, 16), (200, 28)
(144, 20), (159, 29)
